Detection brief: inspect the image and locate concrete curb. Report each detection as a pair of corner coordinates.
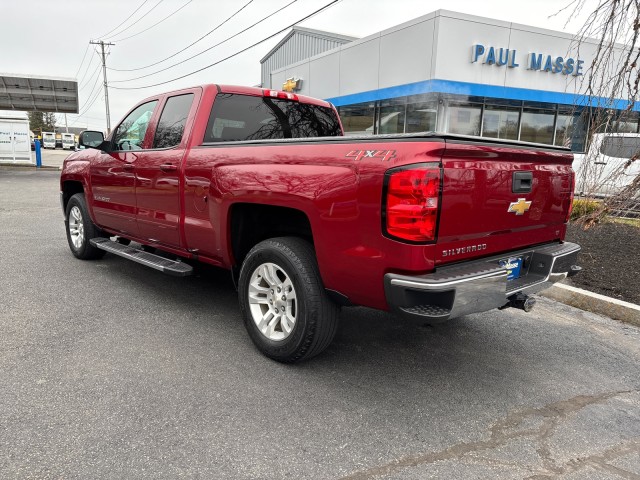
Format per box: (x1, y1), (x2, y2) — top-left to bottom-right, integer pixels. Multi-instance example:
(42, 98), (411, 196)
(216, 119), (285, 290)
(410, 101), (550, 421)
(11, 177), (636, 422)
(0, 164), (60, 171)
(540, 283), (640, 327)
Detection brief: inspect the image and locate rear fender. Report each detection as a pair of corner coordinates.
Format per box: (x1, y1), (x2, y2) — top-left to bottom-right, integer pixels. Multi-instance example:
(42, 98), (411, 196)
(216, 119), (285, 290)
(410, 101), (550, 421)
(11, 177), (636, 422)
(216, 163), (359, 289)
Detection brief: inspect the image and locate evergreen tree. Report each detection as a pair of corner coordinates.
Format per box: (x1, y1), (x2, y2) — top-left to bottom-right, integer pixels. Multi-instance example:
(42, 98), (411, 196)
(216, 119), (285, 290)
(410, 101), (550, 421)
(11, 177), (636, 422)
(27, 111), (56, 134)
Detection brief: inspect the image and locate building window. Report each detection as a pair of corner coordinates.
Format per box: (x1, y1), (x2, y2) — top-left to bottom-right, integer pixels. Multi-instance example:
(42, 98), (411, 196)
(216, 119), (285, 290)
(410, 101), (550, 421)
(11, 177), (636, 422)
(612, 111), (640, 133)
(554, 113), (574, 148)
(447, 103), (482, 136)
(591, 110), (639, 134)
(406, 99), (437, 133)
(554, 111), (588, 152)
(339, 102), (376, 136)
(378, 100), (406, 135)
(520, 109), (555, 144)
(482, 105), (519, 140)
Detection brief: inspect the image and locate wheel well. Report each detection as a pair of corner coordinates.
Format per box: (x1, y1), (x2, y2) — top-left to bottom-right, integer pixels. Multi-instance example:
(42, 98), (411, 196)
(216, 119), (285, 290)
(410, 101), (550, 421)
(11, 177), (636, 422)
(230, 203), (313, 268)
(61, 181), (84, 213)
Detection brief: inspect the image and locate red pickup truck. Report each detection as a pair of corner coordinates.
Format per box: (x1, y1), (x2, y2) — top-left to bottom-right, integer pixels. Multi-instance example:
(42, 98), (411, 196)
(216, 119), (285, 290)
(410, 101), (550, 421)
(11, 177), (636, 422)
(61, 84), (581, 362)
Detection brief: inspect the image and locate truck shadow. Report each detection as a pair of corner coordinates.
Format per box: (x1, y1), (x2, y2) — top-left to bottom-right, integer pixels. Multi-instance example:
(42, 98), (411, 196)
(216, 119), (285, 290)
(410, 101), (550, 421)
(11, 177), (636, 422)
(98, 254), (547, 383)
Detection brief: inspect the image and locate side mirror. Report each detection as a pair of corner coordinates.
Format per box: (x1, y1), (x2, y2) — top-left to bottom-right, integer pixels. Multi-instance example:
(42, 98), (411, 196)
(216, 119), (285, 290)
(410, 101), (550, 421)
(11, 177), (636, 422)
(78, 130), (105, 149)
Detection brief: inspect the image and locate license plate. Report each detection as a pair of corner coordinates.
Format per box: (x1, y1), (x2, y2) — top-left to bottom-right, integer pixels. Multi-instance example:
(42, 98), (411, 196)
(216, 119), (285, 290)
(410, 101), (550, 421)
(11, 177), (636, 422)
(500, 257), (523, 281)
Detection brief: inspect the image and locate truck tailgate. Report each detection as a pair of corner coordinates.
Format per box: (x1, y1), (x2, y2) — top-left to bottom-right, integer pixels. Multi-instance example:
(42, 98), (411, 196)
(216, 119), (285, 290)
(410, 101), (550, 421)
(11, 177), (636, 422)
(436, 140), (574, 266)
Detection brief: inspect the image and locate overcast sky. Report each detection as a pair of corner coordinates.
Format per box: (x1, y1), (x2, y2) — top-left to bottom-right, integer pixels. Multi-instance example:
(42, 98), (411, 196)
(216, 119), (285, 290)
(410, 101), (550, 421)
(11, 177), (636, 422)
(1, 0), (594, 131)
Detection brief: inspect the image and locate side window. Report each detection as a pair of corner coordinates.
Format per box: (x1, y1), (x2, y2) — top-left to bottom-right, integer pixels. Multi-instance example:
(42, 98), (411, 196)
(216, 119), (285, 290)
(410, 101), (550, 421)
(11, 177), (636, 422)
(112, 100), (158, 151)
(153, 93), (194, 149)
(600, 135), (640, 159)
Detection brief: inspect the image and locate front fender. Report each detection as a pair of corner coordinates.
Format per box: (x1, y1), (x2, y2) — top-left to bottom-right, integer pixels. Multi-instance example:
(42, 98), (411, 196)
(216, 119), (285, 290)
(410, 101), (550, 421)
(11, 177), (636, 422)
(60, 156), (95, 222)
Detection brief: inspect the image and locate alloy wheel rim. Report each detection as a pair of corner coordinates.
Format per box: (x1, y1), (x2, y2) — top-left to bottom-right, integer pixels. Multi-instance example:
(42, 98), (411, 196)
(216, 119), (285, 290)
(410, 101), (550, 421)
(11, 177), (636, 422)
(248, 262), (297, 341)
(68, 206), (85, 249)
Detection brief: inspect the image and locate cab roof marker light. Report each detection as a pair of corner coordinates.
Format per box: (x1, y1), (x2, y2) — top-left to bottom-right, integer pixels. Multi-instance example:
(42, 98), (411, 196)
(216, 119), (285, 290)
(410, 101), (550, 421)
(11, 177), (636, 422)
(262, 89), (299, 101)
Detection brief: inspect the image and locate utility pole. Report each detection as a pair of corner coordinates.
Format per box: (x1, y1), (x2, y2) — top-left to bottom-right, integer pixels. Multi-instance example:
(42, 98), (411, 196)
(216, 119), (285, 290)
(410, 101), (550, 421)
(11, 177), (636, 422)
(89, 40), (115, 134)
(64, 113), (68, 133)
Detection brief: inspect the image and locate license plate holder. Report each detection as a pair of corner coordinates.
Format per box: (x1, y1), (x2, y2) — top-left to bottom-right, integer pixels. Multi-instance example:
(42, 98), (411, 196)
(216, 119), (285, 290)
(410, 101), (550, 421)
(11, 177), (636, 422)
(500, 257), (523, 281)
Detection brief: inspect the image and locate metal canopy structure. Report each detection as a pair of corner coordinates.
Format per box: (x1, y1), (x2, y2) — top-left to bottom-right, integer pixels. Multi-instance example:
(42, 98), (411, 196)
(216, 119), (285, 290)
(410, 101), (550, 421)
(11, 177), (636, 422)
(0, 73), (79, 113)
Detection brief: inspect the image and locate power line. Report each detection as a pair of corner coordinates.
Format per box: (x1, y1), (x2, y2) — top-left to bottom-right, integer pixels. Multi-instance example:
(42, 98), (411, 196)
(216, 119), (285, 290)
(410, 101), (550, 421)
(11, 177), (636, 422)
(81, 66), (104, 107)
(103, 0), (166, 41)
(79, 61), (102, 91)
(71, 87), (104, 125)
(109, 0), (341, 91)
(70, 77), (104, 127)
(110, 0), (195, 43)
(66, 114), (106, 122)
(69, 99), (105, 125)
(109, 0), (255, 72)
(77, 50), (100, 87)
(74, 43), (90, 78)
(110, 0), (298, 84)
(94, 0), (150, 40)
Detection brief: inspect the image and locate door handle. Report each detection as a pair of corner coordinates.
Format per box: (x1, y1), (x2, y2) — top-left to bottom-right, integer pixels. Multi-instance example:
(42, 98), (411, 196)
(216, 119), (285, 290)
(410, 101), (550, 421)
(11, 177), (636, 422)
(123, 163), (134, 171)
(160, 163), (177, 172)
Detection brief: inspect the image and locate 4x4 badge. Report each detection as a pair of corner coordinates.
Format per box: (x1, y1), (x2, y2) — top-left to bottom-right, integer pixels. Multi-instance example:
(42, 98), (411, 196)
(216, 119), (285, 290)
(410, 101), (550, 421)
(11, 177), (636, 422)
(508, 198), (532, 215)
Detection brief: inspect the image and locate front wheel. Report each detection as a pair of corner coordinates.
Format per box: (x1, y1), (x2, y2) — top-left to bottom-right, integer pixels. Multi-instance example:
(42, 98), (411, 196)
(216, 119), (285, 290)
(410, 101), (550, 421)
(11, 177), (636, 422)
(238, 237), (339, 363)
(65, 193), (106, 260)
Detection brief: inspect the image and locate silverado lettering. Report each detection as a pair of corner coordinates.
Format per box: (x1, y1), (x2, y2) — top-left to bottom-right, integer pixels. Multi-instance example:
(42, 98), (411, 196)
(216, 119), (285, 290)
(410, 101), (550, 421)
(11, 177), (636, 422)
(442, 244), (488, 257)
(60, 84), (581, 363)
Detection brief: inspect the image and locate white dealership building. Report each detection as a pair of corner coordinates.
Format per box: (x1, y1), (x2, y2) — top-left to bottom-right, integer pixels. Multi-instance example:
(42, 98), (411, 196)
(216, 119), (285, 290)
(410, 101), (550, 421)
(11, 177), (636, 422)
(260, 10), (637, 152)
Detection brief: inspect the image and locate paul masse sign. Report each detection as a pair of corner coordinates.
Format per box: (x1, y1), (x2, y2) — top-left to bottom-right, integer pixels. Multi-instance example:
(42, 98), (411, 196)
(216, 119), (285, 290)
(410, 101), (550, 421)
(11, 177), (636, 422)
(471, 44), (584, 76)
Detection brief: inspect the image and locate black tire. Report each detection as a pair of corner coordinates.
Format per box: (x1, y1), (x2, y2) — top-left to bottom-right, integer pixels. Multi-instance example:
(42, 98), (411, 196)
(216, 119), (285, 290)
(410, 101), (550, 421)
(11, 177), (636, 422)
(65, 193), (106, 260)
(238, 237), (339, 363)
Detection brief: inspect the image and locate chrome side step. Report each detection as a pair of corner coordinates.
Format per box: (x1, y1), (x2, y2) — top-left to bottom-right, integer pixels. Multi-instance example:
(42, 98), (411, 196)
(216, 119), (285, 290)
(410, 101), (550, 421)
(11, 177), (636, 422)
(90, 238), (193, 277)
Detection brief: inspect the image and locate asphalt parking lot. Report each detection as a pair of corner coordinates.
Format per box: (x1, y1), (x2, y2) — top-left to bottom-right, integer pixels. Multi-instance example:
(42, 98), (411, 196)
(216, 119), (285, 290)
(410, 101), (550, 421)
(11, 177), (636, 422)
(1, 168), (639, 479)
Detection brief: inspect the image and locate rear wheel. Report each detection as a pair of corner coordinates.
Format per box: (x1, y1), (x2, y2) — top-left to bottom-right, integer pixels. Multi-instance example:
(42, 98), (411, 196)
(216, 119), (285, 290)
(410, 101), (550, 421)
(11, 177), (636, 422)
(238, 237), (339, 363)
(65, 193), (106, 260)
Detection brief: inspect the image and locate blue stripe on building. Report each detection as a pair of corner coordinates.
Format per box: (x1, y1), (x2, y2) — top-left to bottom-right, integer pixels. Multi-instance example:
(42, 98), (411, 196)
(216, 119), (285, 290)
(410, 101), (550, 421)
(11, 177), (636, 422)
(326, 79), (636, 111)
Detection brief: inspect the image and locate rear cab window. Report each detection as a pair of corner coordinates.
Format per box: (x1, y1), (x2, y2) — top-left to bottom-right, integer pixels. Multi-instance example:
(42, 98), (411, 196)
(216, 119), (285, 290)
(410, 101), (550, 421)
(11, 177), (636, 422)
(203, 93), (341, 142)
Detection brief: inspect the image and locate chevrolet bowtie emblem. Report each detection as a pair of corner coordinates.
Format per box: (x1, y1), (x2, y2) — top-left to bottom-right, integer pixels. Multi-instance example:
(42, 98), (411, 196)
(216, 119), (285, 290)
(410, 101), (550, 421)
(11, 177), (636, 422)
(282, 77), (300, 92)
(508, 198), (532, 215)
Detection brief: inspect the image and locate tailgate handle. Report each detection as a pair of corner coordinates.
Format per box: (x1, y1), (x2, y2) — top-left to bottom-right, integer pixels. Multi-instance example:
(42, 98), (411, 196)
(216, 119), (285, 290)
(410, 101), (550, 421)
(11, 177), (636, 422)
(512, 171), (533, 193)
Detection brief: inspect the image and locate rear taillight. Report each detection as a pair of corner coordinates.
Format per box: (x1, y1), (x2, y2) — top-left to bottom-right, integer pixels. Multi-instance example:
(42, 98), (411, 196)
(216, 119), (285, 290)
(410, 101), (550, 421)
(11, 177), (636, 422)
(384, 164), (441, 243)
(565, 171), (576, 222)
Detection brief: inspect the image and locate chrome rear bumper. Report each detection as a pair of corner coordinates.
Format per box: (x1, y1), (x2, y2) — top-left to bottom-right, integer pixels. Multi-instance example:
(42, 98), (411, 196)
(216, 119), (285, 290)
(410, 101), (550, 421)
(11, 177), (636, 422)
(384, 242), (581, 322)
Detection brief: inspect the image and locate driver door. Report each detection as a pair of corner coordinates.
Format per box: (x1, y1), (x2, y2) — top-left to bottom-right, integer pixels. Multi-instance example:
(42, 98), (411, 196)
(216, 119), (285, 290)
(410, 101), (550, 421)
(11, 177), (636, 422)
(90, 100), (159, 236)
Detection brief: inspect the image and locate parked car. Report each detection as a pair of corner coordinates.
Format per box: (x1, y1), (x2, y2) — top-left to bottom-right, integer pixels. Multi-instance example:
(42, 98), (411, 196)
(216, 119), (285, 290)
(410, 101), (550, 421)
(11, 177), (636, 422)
(60, 84), (581, 362)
